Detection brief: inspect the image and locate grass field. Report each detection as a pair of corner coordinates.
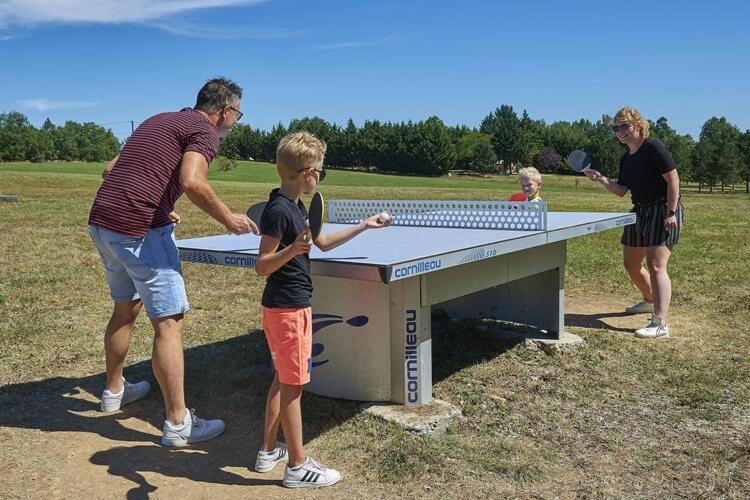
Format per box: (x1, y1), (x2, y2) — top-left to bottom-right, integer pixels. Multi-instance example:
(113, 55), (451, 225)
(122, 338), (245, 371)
(0, 162), (748, 498)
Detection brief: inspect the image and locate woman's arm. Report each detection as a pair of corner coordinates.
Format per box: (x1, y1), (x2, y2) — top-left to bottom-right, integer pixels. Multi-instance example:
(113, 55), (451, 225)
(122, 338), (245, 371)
(662, 169), (680, 230)
(585, 170), (629, 197)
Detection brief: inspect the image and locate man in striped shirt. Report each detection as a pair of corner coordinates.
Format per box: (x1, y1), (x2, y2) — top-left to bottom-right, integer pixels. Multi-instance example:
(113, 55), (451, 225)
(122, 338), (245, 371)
(88, 77), (256, 446)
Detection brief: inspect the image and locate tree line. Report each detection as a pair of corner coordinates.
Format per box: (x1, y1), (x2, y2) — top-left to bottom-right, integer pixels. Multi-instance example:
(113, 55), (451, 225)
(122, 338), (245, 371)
(0, 112), (120, 163)
(2, 106), (749, 192)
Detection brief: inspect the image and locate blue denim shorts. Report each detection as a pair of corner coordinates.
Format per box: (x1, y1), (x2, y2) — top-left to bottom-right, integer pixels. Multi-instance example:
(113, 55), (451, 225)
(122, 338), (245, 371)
(89, 224), (189, 318)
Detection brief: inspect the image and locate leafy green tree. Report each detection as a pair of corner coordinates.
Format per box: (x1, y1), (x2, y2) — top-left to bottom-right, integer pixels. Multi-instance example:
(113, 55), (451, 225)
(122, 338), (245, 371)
(693, 117), (741, 192)
(455, 131), (497, 173)
(0, 112), (33, 161)
(581, 115), (623, 179)
(262, 123), (287, 161)
(737, 130), (750, 193)
(650, 117), (695, 182)
(480, 105), (523, 166)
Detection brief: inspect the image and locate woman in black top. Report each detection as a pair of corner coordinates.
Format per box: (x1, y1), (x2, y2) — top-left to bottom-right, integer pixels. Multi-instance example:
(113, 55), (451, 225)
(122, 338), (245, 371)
(585, 107), (683, 339)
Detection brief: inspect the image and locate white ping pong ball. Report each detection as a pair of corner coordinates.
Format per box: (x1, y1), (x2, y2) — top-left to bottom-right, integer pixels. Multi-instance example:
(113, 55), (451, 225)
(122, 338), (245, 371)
(378, 211), (390, 223)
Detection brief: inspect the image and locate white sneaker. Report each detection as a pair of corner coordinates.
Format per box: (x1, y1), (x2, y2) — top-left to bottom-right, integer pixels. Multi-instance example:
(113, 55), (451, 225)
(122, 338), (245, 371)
(255, 442), (288, 472)
(100, 378), (151, 412)
(634, 315), (670, 339)
(161, 408), (226, 447)
(283, 457), (342, 488)
(625, 300), (654, 314)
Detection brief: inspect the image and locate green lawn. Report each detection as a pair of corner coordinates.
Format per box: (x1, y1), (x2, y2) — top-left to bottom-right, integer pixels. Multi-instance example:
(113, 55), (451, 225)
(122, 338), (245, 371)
(0, 163), (747, 497)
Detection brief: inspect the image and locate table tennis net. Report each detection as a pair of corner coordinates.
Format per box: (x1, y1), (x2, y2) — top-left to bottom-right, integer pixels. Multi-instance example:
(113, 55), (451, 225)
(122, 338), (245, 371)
(328, 199), (547, 231)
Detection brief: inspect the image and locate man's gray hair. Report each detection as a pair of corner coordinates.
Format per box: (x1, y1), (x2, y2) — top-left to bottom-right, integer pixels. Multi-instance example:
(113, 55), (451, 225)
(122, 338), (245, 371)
(195, 77), (242, 113)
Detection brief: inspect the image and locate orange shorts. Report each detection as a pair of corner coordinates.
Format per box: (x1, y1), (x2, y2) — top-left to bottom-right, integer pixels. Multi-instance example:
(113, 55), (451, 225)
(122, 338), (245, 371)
(262, 306), (313, 385)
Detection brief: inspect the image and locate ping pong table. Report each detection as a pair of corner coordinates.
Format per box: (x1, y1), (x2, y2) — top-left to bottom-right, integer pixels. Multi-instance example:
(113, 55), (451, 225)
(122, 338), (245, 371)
(177, 201), (634, 405)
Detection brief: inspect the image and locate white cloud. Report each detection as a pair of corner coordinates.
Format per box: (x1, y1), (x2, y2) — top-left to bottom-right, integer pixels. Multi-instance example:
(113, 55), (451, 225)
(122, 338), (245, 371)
(312, 36), (399, 51)
(19, 98), (100, 111)
(149, 22), (302, 39)
(0, 0), (264, 27)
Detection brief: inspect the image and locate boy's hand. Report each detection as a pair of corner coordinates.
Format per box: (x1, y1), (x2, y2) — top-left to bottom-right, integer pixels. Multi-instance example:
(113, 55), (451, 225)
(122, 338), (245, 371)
(168, 211), (181, 224)
(225, 213), (258, 235)
(363, 213), (393, 229)
(291, 227), (313, 255)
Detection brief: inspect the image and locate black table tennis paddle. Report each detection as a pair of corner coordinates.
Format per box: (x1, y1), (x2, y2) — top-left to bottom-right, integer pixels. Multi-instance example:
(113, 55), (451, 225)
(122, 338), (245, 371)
(308, 191), (324, 242)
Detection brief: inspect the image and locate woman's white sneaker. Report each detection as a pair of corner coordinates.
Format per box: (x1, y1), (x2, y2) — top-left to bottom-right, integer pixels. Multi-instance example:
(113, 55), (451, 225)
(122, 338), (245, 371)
(161, 408), (226, 447)
(100, 378), (151, 412)
(283, 457), (341, 488)
(625, 300), (654, 314)
(634, 315), (670, 339)
(255, 442), (288, 472)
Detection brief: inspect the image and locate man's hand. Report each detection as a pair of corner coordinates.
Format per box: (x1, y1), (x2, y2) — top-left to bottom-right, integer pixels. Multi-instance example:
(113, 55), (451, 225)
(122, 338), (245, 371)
(224, 213), (257, 235)
(169, 211), (181, 224)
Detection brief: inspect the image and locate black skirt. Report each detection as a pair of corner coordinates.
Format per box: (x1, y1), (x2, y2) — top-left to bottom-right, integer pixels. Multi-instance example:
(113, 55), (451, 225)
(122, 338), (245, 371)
(621, 198), (684, 247)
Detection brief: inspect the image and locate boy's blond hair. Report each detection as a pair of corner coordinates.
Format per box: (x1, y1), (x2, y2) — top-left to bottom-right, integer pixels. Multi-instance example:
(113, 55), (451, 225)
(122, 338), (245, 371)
(518, 167), (542, 184)
(276, 131), (327, 179)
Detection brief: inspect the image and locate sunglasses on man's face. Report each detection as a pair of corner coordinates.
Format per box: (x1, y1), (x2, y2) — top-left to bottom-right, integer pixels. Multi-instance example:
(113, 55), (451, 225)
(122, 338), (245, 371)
(611, 123), (631, 133)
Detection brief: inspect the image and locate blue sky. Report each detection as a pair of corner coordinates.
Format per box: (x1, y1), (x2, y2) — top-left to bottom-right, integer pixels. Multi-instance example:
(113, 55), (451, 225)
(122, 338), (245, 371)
(1, 0), (748, 141)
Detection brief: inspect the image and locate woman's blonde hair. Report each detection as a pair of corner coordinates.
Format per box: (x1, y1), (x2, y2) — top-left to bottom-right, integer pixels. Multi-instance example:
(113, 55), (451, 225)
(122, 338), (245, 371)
(615, 107), (650, 138)
(276, 131), (327, 178)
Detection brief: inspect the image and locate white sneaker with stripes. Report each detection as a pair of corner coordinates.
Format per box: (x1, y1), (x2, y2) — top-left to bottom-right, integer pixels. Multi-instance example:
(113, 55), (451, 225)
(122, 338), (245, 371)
(254, 442), (288, 472)
(283, 457), (341, 488)
(634, 315), (670, 339)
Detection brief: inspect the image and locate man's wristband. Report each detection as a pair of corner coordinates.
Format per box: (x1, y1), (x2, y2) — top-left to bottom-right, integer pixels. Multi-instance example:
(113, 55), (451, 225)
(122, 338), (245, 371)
(667, 210), (676, 217)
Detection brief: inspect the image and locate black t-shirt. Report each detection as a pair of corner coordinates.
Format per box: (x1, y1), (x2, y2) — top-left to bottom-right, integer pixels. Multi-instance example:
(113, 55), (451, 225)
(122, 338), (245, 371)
(260, 188), (313, 308)
(617, 138), (676, 204)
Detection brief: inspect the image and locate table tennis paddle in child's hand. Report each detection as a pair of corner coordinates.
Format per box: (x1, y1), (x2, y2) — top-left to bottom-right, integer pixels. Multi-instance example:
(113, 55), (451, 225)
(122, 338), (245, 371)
(508, 192), (527, 202)
(307, 191), (324, 242)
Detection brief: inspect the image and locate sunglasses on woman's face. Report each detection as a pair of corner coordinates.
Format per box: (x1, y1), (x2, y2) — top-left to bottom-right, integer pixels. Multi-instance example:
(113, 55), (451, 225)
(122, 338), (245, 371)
(611, 123), (631, 133)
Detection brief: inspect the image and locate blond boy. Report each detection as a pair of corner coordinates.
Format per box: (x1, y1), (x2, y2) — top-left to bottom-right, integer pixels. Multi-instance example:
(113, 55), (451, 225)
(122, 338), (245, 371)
(253, 131), (389, 488)
(518, 167), (543, 202)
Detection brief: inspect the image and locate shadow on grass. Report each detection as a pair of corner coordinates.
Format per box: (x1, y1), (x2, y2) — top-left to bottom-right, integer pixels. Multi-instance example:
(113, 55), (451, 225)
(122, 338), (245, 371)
(0, 331), (363, 495)
(0, 318), (532, 496)
(430, 314), (524, 384)
(565, 310), (636, 334)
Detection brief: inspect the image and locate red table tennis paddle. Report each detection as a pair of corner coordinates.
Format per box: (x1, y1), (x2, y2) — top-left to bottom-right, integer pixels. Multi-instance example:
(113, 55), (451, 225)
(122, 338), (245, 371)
(307, 191), (324, 242)
(508, 192), (527, 202)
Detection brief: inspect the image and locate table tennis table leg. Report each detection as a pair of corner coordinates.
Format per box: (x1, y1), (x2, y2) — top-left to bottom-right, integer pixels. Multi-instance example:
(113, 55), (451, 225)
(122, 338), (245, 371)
(389, 276), (433, 405)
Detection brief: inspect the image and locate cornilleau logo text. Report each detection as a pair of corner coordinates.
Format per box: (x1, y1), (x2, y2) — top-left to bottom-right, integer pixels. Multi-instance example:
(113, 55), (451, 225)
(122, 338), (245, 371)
(394, 259), (442, 278)
(405, 309), (419, 403)
(223, 255), (256, 267)
(616, 216), (635, 227)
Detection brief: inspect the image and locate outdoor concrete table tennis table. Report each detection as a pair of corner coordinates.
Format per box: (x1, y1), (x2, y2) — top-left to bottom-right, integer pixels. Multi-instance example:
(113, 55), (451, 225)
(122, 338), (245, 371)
(177, 201), (634, 405)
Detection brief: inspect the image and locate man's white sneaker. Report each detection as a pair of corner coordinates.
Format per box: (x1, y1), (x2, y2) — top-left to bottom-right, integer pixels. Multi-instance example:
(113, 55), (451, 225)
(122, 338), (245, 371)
(161, 408), (226, 447)
(100, 378), (151, 412)
(634, 316), (670, 339)
(625, 300), (654, 314)
(283, 457), (341, 488)
(255, 442), (288, 472)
